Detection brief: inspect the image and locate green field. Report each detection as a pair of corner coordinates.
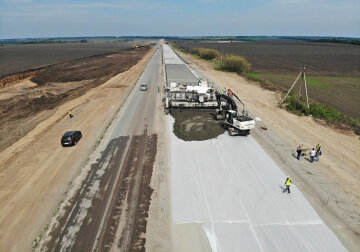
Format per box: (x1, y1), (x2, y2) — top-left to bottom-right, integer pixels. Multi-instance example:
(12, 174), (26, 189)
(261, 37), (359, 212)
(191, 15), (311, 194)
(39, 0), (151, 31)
(245, 73), (360, 118)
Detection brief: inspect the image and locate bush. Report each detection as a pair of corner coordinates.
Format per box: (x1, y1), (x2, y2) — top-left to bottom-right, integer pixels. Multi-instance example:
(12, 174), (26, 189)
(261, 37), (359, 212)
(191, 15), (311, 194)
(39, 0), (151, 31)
(221, 54), (251, 74)
(350, 119), (360, 135)
(283, 95), (360, 135)
(308, 103), (344, 123)
(284, 96), (308, 115)
(199, 48), (220, 60)
(191, 47), (200, 55)
(191, 47), (220, 60)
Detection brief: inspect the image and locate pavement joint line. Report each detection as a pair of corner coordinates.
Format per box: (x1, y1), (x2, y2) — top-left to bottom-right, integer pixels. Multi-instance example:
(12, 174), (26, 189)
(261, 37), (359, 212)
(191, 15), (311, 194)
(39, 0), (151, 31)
(209, 136), (264, 252)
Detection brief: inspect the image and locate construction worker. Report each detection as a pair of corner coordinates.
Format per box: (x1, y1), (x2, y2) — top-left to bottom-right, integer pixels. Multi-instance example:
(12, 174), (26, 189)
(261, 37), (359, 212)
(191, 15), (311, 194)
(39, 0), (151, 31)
(282, 177), (292, 194)
(68, 110), (73, 118)
(309, 148), (316, 163)
(221, 90), (224, 95)
(315, 144), (321, 162)
(296, 146), (302, 160)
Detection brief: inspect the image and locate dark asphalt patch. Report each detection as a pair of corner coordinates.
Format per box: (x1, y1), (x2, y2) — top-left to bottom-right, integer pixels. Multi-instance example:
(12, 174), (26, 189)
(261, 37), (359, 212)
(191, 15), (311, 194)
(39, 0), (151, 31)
(42, 131), (158, 252)
(171, 109), (225, 141)
(43, 136), (129, 251)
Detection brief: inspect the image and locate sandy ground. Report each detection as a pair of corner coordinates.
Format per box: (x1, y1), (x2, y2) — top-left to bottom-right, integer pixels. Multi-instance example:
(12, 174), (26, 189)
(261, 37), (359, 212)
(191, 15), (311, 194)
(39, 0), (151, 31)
(177, 50), (360, 251)
(0, 48), (154, 252)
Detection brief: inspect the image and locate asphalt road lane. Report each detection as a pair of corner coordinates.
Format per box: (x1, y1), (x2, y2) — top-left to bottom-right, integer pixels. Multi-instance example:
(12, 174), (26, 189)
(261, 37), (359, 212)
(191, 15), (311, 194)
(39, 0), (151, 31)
(39, 46), (161, 251)
(112, 46), (161, 136)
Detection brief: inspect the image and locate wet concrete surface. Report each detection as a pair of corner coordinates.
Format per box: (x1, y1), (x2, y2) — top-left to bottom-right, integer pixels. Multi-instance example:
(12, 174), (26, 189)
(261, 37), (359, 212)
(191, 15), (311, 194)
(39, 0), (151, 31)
(170, 109), (225, 141)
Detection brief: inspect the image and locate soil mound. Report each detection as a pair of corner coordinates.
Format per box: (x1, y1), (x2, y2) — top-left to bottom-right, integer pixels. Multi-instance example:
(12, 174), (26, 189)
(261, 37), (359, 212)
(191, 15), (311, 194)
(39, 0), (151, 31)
(171, 109), (225, 141)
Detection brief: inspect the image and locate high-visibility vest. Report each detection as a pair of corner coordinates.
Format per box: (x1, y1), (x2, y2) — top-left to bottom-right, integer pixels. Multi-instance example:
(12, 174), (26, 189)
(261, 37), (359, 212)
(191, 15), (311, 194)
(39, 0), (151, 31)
(69, 111), (72, 114)
(221, 90), (224, 94)
(286, 179), (291, 186)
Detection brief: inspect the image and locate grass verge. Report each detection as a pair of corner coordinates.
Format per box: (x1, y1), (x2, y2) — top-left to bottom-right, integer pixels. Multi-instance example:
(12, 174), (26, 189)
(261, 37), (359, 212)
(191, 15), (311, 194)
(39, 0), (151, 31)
(245, 72), (281, 91)
(283, 95), (360, 134)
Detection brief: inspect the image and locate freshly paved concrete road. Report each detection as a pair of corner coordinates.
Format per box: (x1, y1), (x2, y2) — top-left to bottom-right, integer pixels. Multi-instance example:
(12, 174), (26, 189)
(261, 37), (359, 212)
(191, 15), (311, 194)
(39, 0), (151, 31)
(40, 46), (162, 251)
(164, 45), (346, 251)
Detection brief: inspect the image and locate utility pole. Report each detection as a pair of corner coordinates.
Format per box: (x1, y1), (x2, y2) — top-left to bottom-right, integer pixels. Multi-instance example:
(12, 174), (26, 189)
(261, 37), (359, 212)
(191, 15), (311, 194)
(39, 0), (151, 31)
(298, 76), (302, 100)
(303, 66), (309, 109)
(281, 65), (309, 109)
(220, 50), (224, 67)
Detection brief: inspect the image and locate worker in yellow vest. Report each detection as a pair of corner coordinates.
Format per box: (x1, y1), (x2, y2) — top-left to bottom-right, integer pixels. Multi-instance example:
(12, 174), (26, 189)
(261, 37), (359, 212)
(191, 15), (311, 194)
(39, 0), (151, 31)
(282, 177), (292, 194)
(68, 110), (73, 118)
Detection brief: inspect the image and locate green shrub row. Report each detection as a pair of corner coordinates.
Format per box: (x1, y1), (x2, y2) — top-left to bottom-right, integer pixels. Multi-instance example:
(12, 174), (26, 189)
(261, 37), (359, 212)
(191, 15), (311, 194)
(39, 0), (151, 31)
(310, 38), (360, 46)
(191, 47), (220, 60)
(172, 44), (251, 74)
(219, 54), (251, 74)
(284, 95), (360, 134)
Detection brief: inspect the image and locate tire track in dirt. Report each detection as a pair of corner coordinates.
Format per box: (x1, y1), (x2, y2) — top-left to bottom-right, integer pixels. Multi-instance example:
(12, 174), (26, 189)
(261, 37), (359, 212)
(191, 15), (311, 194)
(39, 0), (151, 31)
(41, 130), (157, 251)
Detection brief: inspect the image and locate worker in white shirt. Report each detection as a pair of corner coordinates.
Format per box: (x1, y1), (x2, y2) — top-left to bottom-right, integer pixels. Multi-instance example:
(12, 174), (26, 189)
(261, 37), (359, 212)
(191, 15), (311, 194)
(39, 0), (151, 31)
(309, 148), (316, 163)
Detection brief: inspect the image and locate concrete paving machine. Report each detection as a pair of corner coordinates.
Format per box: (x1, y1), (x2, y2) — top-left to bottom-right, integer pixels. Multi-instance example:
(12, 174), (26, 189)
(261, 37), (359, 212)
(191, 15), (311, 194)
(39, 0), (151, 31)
(216, 89), (255, 136)
(164, 81), (221, 114)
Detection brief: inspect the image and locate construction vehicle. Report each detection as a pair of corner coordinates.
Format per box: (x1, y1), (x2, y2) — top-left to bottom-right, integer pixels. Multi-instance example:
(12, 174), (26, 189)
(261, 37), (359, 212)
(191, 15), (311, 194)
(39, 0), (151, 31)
(164, 80), (221, 113)
(215, 89), (255, 136)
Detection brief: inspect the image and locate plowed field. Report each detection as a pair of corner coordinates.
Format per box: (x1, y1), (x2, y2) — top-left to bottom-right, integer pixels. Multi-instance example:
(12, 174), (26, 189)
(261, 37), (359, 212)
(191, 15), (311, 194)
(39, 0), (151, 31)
(176, 41), (360, 118)
(0, 42), (133, 76)
(0, 47), (150, 151)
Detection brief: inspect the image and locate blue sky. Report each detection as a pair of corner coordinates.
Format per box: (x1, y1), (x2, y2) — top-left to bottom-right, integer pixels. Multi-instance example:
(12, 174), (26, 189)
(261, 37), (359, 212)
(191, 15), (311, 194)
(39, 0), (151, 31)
(0, 0), (359, 39)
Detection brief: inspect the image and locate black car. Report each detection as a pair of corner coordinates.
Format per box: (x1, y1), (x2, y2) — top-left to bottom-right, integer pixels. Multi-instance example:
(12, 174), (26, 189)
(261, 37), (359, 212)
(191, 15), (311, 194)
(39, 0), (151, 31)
(61, 131), (82, 146)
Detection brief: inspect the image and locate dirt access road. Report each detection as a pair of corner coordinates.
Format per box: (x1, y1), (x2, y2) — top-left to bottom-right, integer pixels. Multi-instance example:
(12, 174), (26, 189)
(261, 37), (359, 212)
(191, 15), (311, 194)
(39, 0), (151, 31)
(177, 50), (360, 251)
(0, 47), (155, 251)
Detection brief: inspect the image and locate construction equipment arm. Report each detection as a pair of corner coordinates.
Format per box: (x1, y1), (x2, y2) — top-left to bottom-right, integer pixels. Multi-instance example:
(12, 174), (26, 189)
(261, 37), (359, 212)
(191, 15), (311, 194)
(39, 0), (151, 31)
(228, 89), (245, 111)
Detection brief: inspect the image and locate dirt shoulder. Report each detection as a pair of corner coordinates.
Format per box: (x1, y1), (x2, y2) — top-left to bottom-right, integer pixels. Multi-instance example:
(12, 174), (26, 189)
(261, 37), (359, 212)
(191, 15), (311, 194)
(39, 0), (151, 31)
(0, 48), (155, 252)
(177, 50), (360, 251)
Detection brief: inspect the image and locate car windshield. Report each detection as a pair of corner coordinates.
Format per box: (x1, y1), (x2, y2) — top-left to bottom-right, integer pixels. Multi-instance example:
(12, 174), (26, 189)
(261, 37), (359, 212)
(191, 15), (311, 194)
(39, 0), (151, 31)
(63, 131), (74, 136)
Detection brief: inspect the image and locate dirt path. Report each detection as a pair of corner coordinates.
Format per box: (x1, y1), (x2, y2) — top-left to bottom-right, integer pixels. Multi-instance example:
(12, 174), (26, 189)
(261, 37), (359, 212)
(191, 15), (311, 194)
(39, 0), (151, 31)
(177, 50), (360, 251)
(0, 48), (155, 252)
